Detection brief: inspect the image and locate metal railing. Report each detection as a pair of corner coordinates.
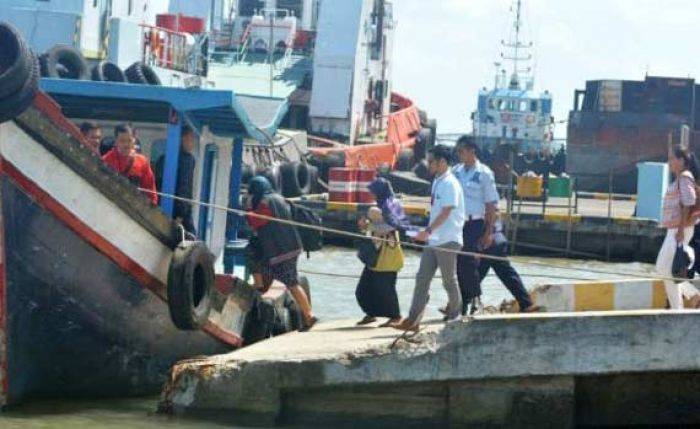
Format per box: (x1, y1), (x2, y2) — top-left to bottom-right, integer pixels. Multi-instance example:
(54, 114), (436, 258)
(140, 24), (207, 76)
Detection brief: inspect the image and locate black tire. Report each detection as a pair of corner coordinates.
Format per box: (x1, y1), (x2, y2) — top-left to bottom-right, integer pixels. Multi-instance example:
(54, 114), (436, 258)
(414, 128), (432, 161)
(280, 161), (311, 197)
(125, 62), (161, 85)
(91, 61), (125, 82)
(260, 164), (282, 192)
(241, 164), (255, 185)
(412, 159), (431, 182)
(396, 149), (414, 172)
(307, 164), (320, 194)
(40, 44), (88, 80)
(427, 119), (438, 147)
(0, 22), (31, 99)
(242, 296), (276, 344)
(166, 241), (215, 330)
(285, 296), (304, 331)
(0, 51), (38, 124)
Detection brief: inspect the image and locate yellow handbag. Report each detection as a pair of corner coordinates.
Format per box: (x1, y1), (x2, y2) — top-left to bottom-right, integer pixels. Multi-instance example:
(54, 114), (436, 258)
(372, 232), (404, 272)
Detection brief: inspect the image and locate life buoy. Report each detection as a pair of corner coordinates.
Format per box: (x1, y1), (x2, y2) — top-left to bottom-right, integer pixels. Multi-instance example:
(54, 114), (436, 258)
(166, 241), (215, 330)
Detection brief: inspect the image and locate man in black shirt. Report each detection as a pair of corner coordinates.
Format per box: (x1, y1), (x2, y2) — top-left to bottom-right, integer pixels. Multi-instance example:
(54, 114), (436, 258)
(155, 126), (197, 235)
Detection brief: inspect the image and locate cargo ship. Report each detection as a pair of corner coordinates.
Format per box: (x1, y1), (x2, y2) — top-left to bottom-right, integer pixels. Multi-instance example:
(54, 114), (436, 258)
(568, 76), (697, 193)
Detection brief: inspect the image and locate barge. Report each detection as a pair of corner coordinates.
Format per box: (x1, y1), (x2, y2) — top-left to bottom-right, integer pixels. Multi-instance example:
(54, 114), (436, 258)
(568, 75), (698, 193)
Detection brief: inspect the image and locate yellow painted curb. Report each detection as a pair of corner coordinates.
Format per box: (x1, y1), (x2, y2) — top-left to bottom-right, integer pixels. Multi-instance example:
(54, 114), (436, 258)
(543, 214), (582, 223)
(326, 202), (358, 213)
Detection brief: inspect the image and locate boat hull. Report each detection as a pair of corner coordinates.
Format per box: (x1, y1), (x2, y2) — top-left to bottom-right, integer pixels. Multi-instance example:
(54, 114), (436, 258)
(1, 158), (228, 403)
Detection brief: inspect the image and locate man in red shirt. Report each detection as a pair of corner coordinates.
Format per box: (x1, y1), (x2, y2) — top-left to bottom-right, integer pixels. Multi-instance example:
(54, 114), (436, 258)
(102, 124), (158, 205)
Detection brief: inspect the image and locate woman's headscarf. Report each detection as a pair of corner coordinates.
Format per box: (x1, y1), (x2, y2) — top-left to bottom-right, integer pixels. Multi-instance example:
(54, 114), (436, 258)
(367, 178), (409, 230)
(249, 176), (274, 209)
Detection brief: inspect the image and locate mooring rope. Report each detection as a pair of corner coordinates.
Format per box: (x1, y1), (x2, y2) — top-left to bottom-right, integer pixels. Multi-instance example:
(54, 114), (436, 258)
(142, 189), (681, 283)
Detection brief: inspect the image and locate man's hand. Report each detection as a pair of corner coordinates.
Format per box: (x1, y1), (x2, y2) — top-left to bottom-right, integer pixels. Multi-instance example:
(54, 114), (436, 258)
(415, 230), (431, 242)
(478, 232), (494, 251)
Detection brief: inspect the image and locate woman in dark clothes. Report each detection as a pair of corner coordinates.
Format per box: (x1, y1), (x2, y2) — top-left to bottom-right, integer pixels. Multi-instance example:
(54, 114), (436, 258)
(247, 176), (318, 331)
(355, 178), (411, 327)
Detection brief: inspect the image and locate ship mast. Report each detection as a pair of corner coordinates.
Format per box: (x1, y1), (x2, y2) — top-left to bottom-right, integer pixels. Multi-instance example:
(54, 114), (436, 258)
(500, 0), (533, 90)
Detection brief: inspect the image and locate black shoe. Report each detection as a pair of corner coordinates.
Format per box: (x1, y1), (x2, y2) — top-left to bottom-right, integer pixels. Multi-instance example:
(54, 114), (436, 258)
(469, 297), (484, 316)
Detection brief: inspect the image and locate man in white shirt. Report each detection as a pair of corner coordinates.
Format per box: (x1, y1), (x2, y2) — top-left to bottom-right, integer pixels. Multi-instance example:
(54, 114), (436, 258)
(453, 136), (537, 314)
(393, 145), (465, 331)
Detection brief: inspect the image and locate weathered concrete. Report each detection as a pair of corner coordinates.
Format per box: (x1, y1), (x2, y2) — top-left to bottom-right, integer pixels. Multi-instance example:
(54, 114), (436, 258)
(160, 311), (700, 427)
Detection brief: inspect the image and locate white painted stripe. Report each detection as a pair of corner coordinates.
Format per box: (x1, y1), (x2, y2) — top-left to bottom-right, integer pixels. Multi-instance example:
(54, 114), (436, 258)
(0, 122), (172, 284)
(328, 182), (357, 192)
(614, 280), (653, 310)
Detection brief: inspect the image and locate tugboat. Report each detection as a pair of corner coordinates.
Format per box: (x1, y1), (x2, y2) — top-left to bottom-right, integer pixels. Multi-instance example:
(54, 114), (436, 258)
(470, 0), (558, 183)
(0, 22), (302, 407)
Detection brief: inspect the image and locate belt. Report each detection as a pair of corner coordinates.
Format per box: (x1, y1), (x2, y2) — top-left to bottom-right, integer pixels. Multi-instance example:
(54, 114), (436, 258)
(466, 215), (484, 222)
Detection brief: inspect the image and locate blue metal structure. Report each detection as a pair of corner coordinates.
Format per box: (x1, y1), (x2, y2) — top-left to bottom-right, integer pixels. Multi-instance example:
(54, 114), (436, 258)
(39, 79), (289, 268)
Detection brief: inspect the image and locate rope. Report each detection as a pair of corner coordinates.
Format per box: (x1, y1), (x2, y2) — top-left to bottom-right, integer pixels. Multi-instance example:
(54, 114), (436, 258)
(298, 269), (596, 282)
(143, 189), (680, 282)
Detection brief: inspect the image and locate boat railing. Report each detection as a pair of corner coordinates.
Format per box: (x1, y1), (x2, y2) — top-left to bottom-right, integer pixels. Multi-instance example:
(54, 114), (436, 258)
(140, 24), (206, 76)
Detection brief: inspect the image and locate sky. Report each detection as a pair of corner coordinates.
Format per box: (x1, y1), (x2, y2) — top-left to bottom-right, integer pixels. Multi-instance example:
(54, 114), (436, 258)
(391, 0), (700, 137)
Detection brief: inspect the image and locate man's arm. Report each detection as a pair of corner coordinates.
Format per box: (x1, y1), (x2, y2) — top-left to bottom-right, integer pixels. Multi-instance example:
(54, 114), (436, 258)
(416, 206), (453, 242)
(142, 164), (159, 205)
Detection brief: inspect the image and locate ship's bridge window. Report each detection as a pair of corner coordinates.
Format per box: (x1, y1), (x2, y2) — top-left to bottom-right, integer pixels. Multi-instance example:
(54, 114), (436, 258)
(487, 99), (495, 109)
(519, 101), (528, 112)
(530, 101), (538, 112)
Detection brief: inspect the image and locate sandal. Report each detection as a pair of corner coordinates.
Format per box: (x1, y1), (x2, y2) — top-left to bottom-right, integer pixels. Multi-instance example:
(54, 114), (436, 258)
(379, 318), (401, 327)
(356, 316), (377, 326)
(391, 318), (419, 332)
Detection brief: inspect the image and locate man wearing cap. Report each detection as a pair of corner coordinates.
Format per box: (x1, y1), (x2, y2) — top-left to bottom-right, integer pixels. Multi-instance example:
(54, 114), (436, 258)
(453, 135), (538, 314)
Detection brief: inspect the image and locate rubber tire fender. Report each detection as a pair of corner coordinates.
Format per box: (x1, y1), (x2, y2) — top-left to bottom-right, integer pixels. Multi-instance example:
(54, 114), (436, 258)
(0, 22), (31, 99)
(241, 163), (255, 185)
(0, 51), (38, 124)
(125, 62), (162, 85)
(396, 149), (414, 172)
(260, 164), (282, 192)
(280, 161), (311, 197)
(91, 61), (125, 82)
(412, 159), (431, 182)
(307, 164), (320, 194)
(40, 44), (88, 80)
(166, 241), (215, 330)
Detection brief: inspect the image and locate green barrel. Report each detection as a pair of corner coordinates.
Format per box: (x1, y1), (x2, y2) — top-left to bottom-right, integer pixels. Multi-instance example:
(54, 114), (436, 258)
(548, 177), (572, 197)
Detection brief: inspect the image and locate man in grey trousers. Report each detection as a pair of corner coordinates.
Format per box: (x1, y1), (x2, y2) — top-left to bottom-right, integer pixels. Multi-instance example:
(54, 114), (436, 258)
(393, 145), (466, 331)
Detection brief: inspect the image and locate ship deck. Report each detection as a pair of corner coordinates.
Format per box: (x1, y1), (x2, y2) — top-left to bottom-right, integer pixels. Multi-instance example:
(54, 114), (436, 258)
(208, 53), (312, 100)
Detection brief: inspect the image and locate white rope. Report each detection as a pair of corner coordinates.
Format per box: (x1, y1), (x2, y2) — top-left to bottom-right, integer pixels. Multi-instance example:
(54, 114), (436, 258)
(144, 189), (682, 282)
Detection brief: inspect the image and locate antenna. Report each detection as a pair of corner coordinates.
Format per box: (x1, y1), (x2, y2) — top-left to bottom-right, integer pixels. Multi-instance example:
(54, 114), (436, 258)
(500, 0), (533, 90)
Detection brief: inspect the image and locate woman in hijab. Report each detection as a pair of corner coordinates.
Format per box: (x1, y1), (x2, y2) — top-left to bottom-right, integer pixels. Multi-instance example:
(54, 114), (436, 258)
(355, 178), (410, 326)
(247, 176), (317, 330)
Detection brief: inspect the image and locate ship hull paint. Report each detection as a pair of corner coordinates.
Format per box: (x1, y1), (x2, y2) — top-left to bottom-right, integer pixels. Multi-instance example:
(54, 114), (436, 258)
(1, 166), (227, 403)
(0, 120), (233, 405)
(567, 111), (690, 193)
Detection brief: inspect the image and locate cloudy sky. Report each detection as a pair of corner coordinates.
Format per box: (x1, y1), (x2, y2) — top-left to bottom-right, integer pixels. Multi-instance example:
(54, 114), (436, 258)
(392, 0), (700, 137)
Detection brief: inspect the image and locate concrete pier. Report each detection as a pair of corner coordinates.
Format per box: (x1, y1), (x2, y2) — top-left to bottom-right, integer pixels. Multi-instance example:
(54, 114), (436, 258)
(160, 311), (700, 428)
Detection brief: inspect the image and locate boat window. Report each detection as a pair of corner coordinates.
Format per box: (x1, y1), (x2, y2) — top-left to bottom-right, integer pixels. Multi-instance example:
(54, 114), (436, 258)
(519, 101), (528, 112)
(496, 99), (504, 110)
(198, 144), (219, 247)
(512, 128), (518, 139)
(502, 126), (507, 138)
(530, 101), (538, 112)
(488, 99), (495, 109)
